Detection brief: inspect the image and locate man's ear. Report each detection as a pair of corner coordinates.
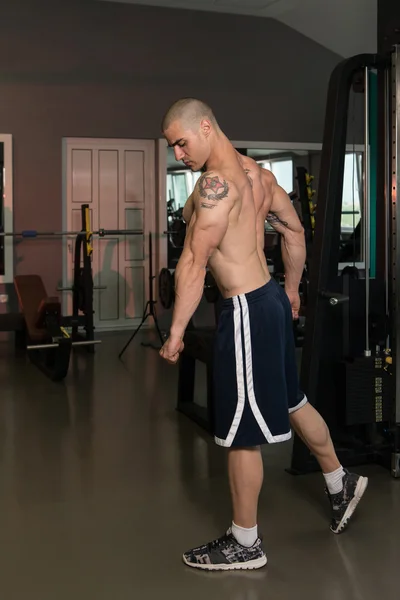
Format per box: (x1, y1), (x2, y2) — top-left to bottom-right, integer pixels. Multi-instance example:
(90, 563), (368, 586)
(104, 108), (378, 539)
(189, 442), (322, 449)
(200, 118), (212, 138)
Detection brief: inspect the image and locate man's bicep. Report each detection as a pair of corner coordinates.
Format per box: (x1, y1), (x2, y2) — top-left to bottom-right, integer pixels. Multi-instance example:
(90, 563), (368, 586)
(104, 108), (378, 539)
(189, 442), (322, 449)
(190, 202), (231, 266)
(190, 174), (236, 265)
(267, 183), (303, 234)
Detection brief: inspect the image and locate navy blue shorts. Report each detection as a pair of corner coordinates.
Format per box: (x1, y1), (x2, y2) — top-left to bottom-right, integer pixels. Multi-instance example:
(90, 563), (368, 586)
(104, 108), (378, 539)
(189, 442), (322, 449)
(213, 279), (307, 448)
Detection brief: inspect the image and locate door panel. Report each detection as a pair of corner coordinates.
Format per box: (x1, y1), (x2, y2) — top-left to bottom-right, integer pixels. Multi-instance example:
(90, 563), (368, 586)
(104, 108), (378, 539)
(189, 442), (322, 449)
(63, 138), (155, 331)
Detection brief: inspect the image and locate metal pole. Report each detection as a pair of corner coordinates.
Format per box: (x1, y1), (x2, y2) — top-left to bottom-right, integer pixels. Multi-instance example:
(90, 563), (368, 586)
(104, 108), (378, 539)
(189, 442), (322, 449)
(27, 340), (102, 350)
(57, 286), (107, 292)
(0, 229), (143, 238)
(392, 45), (400, 477)
(364, 65), (371, 357)
(385, 66), (391, 348)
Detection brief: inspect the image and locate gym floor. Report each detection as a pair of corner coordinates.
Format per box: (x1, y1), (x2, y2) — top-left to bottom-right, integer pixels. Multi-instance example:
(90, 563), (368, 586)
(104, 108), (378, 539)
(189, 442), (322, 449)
(0, 332), (398, 600)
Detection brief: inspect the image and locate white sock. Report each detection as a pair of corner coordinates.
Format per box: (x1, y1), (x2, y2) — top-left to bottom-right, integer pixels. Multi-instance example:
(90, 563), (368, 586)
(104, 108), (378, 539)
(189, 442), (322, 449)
(323, 466), (345, 495)
(231, 522), (258, 547)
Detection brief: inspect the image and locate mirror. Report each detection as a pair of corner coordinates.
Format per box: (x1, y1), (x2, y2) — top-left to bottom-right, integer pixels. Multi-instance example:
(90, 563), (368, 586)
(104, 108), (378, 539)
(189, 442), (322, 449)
(0, 135), (13, 284)
(165, 142), (364, 271)
(166, 142), (363, 272)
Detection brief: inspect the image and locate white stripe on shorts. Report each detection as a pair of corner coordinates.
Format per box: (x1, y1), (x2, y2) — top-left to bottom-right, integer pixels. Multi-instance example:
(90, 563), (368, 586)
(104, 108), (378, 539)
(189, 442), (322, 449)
(288, 395), (308, 413)
(214, 296), (246, 447)
(239, 293), (291, 444)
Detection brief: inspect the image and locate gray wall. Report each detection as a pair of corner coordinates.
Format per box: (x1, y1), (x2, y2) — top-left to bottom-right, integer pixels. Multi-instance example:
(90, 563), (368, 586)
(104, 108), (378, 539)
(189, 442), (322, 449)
(0, 0), (345, 303)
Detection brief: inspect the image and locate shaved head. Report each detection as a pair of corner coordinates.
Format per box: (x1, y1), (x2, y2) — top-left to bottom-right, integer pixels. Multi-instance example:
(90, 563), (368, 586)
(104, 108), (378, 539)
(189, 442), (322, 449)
(161, 98), (218, 132)
(162, 98), (221, 172)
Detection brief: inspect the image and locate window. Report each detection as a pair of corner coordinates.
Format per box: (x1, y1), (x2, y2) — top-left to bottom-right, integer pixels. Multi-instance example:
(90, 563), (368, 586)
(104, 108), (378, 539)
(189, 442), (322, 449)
(259, 159), (294, 194)
(166, 170), (201, 213)
(188, 171), (202, 195)
(257, 158), (294, 232)
(167, 173), (187, 211)
(341, 152), (362, 233)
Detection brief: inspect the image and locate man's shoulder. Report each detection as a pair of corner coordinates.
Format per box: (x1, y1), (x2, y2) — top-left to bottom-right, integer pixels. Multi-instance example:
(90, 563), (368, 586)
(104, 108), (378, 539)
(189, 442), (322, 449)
(241, 154), (260, 171)
(197, 170), (238, 201)
(261, 167), (277, 186)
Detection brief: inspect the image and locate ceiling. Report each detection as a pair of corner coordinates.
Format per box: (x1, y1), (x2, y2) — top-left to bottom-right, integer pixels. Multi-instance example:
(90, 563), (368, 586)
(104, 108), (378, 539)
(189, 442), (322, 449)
(98, 0), (377, 57)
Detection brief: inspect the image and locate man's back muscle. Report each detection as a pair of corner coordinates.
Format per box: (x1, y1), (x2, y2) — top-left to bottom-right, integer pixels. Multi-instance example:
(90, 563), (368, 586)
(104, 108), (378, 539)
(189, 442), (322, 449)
(184, 164), (266, 297)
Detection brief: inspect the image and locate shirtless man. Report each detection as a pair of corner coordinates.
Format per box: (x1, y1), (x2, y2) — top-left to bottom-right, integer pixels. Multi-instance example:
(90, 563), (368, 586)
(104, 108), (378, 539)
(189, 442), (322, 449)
(159, 98), (368, 571)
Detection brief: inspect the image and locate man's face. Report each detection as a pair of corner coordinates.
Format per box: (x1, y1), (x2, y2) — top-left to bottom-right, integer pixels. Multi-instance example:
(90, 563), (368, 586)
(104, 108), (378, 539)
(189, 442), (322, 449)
(164, 120), (210, 172)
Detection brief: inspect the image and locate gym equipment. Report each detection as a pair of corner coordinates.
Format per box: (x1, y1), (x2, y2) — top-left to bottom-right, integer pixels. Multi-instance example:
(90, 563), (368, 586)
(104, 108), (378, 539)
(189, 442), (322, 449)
(0, 204), (96, 351)
(60, 204), (147, 349)
(72, 205), (95, 347)
(296, 167), (316, 251)
(56, 204), (98, 348)
(27, 339), (101, 351)
(53, 204), (97, 348)
(165, 201), (187, 270)
(177, 329), (215, 434)
(164, 220), (186, 249)
(14, 274), (100, 381)
(0, 228), (142, 239)
(289, 4), (400, 478)
(118, 232), (165, 358)
(7, 203), (144, 378)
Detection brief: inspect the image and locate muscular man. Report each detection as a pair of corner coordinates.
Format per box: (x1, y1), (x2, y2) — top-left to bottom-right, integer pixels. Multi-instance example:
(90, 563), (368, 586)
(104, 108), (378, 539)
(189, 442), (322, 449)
(159, 98), (368, 571)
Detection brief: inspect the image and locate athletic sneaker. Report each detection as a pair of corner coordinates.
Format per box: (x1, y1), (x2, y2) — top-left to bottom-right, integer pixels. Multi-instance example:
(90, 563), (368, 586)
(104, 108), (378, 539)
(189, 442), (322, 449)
(182, 528), (267, 571)
(326, 469), (368, 534)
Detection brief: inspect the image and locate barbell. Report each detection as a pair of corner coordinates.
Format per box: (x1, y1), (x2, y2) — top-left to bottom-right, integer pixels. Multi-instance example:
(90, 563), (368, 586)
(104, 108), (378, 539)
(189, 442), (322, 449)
(158, 268), (220, 309)
(0, 228), (143, 239)
(27, 339), (102, 351)
(164, 218), (186, 248)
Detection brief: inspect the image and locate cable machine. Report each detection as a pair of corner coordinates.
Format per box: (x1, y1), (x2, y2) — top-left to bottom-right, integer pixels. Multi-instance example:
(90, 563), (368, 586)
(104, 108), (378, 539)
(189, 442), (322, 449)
(289, 1), (400, 478)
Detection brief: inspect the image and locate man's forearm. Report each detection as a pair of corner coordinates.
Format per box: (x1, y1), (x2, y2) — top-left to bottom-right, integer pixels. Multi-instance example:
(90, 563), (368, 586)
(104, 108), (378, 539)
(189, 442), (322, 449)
(281, 232), (306, 292)
(170, 261), (205, 338)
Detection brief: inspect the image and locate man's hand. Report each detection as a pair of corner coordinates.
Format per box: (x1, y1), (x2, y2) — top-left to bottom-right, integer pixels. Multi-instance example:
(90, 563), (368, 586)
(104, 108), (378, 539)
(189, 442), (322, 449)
(285, 289), (301, 320)
(159, 334), (185, 365)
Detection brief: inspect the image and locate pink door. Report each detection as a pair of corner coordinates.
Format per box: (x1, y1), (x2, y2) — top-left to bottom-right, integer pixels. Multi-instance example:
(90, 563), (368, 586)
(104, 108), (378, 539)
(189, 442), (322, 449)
(63, 138), (155, 331)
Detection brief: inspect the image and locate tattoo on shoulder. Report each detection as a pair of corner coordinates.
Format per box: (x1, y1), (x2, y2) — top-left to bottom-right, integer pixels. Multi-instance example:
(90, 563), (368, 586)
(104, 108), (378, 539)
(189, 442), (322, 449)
(198, 173), (229, 209)
(266, 212), (289, 228)
(244, 168), (253, 188)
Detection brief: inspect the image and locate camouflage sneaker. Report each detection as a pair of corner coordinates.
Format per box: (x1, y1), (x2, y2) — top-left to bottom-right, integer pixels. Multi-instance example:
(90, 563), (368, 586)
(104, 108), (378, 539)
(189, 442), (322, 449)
(327, 469), (368, 534)
(182, 528), (267, 571)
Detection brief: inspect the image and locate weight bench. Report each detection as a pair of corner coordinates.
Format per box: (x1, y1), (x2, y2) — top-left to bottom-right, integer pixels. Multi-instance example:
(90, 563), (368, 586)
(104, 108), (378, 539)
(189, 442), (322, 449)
(14, 275), (101, 382)
(176, 328), (215, 434)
